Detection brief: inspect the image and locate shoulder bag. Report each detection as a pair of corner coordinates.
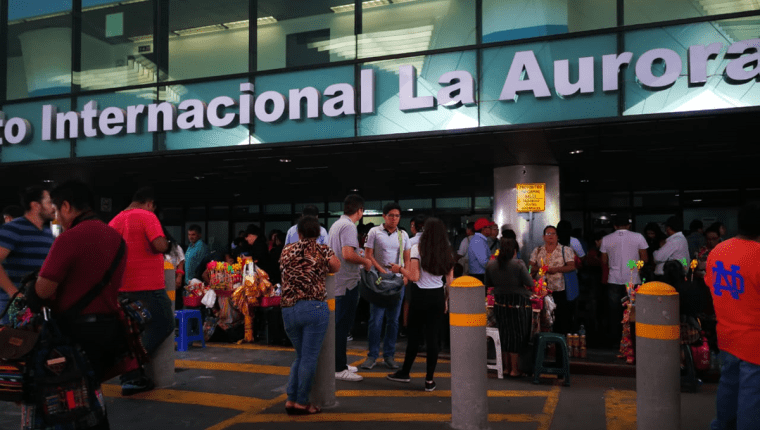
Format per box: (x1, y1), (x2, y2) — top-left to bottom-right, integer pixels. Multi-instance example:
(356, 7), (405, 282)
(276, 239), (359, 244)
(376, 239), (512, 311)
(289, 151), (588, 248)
(359, 230), (405, 307)
(562, 246), (580, 301)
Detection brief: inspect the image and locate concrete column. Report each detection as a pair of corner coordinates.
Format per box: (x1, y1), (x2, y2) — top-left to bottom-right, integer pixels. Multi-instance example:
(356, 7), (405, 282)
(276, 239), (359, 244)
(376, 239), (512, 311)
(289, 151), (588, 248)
(636, 281), (680, 430)
(449, 276), (489, 430)
(493, 165), (560, 265)
(312, 274), (337, 409)
(146, 265), (177, 388)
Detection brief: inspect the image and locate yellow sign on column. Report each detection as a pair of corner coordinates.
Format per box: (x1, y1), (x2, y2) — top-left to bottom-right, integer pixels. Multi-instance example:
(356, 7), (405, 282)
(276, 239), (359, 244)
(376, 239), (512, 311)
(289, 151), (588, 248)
(516, 183), (546, 212)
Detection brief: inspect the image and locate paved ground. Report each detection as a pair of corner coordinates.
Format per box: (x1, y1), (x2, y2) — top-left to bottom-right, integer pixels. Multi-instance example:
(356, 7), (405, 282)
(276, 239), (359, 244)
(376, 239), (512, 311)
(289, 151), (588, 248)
(0, 340), (717, 430)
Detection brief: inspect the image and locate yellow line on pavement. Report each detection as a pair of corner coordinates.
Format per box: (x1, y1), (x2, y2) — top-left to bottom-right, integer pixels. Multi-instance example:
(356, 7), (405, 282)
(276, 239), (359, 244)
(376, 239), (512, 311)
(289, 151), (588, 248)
(490, 414), (541, 422)
(210, 412), (453, 424)
(359, 372), (452, 378)
(336, 389), (553, 398)
(204, 394), (288, 430)
(605, 389), (637, 430)
(176, 359), (290, 375)
(205, 342), (295, 352)
(102, 384), (267, 411)
(536, 385), (561, 430)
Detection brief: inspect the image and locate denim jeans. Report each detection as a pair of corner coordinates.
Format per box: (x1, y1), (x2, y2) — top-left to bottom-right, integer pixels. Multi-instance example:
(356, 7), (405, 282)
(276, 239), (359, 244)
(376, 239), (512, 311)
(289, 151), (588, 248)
(119, 289), (174, 384)
(711, 351), (760, 430)
(335, 285), (359, 372)
(282, 300), (329, 405)
(367, 287), (404, 360)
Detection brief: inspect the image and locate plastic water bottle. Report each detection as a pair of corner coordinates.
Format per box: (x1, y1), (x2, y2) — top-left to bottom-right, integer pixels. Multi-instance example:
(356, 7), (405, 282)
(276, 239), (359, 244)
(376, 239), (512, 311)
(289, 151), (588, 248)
(578, 324), (587, 356)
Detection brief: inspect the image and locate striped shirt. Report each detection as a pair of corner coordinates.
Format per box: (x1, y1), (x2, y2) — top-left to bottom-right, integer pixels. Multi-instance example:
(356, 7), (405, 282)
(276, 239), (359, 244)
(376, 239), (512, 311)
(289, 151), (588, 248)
(0, 217), (54, 293)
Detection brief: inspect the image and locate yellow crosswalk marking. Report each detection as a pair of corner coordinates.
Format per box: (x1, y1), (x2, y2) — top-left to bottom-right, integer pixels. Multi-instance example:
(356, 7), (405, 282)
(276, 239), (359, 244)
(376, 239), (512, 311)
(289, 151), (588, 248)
(605, 389), (637, 430)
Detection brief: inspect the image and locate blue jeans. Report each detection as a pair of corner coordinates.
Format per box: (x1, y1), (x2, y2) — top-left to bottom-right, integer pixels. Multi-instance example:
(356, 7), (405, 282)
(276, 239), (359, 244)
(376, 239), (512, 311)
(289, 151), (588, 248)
(119, 289), (174, 384)
(335, 285), (359, 372)
(367, 287), (404, 360)
(282, 300), (329, 405)
(711, 351), (760, 430)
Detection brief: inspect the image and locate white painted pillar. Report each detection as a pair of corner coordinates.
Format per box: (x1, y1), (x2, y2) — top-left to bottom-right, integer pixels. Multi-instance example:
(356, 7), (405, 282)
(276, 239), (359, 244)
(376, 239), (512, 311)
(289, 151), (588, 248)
(493, 165), (560, 265)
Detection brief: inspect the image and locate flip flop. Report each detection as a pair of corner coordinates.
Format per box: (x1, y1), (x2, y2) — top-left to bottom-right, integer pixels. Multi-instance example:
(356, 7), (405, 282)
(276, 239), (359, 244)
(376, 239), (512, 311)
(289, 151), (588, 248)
(290, 404), (322, 415)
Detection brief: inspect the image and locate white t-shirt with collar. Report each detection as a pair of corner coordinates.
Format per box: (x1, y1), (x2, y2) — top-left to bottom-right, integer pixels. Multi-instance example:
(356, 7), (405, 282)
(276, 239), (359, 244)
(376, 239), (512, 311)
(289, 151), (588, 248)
(365, 225), (410, 268)
(600, 229), (649, 285)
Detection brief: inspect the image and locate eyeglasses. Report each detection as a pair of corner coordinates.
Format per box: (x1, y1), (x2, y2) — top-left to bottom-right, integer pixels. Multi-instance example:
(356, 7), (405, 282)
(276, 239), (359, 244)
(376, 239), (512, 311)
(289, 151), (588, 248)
(385, 213), (401, 218)
(544, 232), (557, 236)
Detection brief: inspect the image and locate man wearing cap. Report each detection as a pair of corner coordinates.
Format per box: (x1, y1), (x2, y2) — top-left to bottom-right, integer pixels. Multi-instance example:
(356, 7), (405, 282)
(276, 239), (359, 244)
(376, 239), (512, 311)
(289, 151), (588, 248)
(467, 218), (492, 282)
(653, 216), (690, 277)
(600, 214), (648, 347)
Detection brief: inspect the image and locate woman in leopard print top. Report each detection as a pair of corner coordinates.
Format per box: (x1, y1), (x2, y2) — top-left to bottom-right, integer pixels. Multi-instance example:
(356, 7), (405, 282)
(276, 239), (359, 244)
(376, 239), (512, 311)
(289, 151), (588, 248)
(279, 216), (340, 415)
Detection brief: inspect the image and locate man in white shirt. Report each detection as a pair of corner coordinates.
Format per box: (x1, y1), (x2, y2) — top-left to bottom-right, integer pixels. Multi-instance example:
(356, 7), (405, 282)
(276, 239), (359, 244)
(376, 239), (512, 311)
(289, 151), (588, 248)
(600, 214), (648, 348)
(653, 216), (690, 276)
(285, 205), (328, 246)
(456, 222), (474, 275)
(361, 202), (411, 370)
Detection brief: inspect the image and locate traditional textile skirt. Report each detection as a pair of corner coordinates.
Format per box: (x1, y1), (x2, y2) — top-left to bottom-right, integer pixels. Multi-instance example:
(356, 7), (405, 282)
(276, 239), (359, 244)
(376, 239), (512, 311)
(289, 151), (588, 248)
(493, 294), (532, 353)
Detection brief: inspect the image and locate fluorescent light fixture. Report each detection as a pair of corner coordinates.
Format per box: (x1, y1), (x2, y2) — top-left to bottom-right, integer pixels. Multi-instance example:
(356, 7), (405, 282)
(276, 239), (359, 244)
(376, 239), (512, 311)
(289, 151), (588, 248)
(331, 0), (391, 13)
(129, 34), (153, 42)
(224, 20), (250, 29)
(279, 158), (292, 163)
(257, 16), (277, 25)
(570, 149), (583, 155)
(174, 24), (226, 36)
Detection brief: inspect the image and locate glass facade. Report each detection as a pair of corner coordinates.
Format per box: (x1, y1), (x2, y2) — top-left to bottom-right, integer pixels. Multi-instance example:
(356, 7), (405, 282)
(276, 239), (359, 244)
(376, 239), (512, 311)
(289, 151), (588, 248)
(1, 1), (759, 163)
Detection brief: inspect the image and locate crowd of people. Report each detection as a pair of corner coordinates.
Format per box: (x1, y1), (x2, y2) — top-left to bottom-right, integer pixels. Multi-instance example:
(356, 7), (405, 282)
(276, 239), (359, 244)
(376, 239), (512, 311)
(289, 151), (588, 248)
(0, 184), (756, 428)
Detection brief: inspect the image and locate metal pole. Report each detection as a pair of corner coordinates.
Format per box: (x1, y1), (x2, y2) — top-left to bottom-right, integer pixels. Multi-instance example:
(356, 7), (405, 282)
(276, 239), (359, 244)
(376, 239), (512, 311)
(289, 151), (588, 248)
(312, 273), (337, 409)
(146, 264), (177, 388)
(636, 281), (680, 430)
(449, 275), (489, 430)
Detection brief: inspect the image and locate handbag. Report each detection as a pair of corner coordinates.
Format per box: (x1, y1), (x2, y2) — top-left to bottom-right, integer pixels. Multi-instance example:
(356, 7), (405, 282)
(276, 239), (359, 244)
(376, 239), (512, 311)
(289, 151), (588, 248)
(24, 309), (107, 428)
(0, 292), (39, 403)
(562, 246), (580, 301)
(359, 229), (406, 307)
(359, 268), (405, 307)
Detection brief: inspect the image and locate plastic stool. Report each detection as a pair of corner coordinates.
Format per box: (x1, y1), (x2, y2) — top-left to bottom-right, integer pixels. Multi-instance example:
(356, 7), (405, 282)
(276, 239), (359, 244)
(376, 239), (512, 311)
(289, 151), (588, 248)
(486, 327), (504, 379)
(532, 332), (570, 386)
(175, 309), (205, 352)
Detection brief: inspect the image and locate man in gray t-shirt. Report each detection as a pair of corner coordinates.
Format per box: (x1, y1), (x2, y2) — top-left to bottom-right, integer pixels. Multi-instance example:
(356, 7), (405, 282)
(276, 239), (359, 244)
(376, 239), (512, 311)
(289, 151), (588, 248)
(328, 194), (371, 382)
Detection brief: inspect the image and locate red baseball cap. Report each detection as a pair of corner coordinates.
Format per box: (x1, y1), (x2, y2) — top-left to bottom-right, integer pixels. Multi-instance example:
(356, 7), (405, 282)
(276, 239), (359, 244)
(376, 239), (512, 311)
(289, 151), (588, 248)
(474, 218), (490, 231)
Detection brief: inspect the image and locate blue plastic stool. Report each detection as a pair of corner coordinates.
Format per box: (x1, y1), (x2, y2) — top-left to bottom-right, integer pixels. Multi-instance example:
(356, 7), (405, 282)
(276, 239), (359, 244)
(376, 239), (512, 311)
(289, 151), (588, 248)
(175, 309), (205, 352)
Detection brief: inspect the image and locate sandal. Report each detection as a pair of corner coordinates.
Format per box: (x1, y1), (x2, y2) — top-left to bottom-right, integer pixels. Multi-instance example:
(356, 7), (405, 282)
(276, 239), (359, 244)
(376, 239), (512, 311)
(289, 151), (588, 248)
(285, 402), (297, 415)
(289, 403), (322, 415)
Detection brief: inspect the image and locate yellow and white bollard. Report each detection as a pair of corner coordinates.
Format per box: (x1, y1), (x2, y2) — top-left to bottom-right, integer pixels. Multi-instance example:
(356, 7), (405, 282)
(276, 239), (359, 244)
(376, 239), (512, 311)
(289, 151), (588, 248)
(635, 281), (680, 430)
(449, 276), (489, 430)
(312, 273), (337, 408)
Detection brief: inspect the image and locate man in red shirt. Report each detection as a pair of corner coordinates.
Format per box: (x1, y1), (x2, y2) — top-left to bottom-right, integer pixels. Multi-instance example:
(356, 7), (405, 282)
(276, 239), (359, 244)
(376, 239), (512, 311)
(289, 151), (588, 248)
(109, 187), (172, 396)
(33, 180), (127, 430)
(705, 202), (760, 430)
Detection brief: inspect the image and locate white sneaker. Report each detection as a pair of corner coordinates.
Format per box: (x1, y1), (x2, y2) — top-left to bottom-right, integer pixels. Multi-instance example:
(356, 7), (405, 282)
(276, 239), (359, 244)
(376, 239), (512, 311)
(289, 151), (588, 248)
(347, 365), (358, 373)
(335, 369), (363, 382)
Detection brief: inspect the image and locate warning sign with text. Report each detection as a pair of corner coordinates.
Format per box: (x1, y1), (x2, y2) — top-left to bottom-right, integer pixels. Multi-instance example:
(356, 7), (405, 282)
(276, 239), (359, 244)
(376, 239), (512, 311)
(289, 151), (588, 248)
(516, 183), (545, 213)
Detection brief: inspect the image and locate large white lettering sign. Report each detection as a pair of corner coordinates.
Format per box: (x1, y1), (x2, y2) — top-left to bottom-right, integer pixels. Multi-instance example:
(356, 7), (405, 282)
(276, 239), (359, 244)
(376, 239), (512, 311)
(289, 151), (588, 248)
(0, 39), (757, 145)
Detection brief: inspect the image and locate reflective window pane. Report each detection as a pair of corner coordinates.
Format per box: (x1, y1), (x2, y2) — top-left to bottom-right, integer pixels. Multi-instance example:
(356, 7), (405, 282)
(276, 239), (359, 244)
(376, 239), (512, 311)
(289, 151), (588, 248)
(359, 51), (478, 136)
(361, 0), (475, 59)
(75, 88), (156, 157)
(169, 0), (248, 80)
(164, 79), (250, 150)
(623, 19), (760, 116)
(483, 0), (614, 43)
(625, 0), (759, 26)
(253, 66), (355, 143)
(7, 0), (72, 100)
(80, 0), (155, 92)
(257, 0), (355, 71)
(1, 98), (72, 162)
(480, 34), (618, 127)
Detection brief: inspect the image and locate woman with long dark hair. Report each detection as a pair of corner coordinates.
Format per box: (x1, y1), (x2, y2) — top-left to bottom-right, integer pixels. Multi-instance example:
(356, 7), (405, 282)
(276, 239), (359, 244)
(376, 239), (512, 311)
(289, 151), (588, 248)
(386, 217), (454, 392)
(486, 238), (534, 377)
